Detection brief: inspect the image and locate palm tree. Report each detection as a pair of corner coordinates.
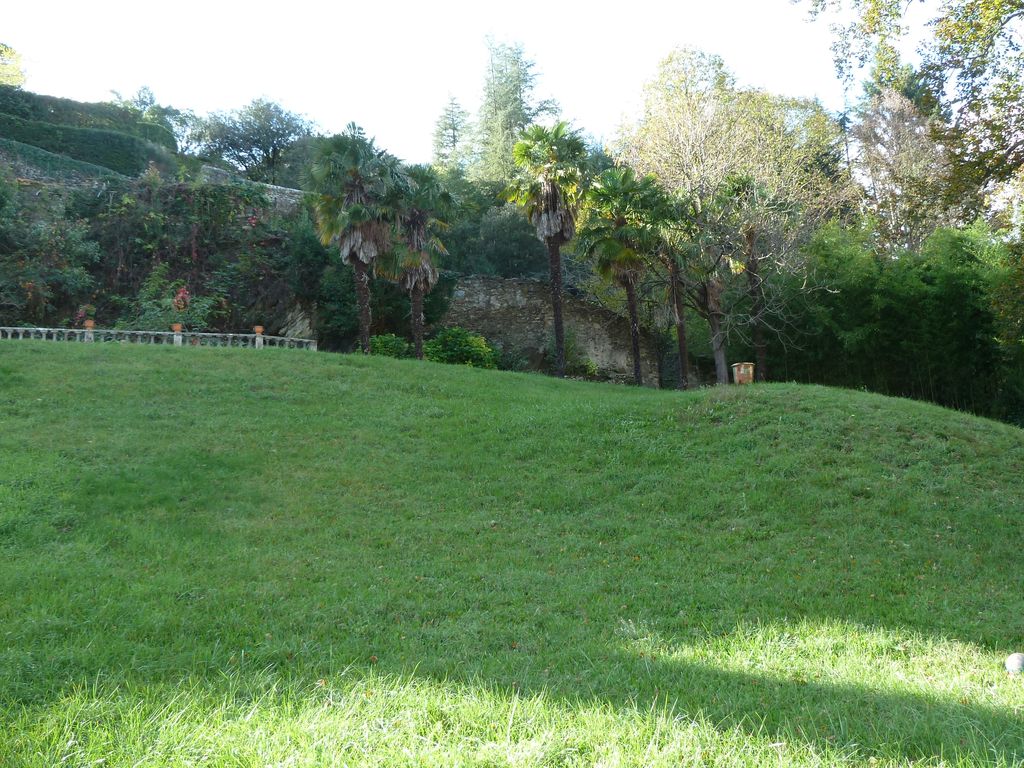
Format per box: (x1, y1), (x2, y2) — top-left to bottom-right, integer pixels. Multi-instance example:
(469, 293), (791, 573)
(506, 122), (587, 378)
(580, 167), (666, 386)
(659, 196), (701, 390)
(308, 124), (406, 353)
(378, 165), (453, 359)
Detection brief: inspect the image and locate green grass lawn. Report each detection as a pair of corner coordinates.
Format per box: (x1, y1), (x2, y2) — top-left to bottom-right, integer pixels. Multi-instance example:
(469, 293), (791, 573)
(1, 342), (1023, 766)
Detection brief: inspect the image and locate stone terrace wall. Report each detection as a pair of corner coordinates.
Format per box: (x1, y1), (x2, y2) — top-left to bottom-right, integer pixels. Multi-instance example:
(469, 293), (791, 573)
(199, 165), (304, 214)
(441, 276), (659, 386)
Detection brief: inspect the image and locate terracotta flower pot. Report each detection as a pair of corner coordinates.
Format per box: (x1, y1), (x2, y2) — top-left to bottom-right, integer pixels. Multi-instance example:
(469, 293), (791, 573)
(253, 325), (264, 335)
(171, 323), (183, 333)
(83, 319), (95, 330)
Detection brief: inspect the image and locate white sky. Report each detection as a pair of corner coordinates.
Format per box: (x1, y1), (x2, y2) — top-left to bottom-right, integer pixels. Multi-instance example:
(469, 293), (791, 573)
(5, 0), (932, 163)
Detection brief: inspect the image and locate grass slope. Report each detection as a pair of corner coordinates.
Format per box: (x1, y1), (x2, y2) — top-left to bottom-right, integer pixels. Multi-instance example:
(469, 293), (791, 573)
(1, 342), (1023, 767)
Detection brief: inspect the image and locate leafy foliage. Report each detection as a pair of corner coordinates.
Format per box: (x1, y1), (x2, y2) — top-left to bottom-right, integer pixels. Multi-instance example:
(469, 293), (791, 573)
(309, 124), (409, 352)
(370, 333), (412, 358)
(769, 221), (1019, 421)
(432, 97), (470, 171)
(852, 88), (958, 250)
(436, 170), (547, 277)
(0, 171), (99, 326)
(425, 326), (498, 368)
(116, 263), (220, 331)
(199, 99), (313, 184)
(506, 122), (588, 244)
(0, 43), (25, 88)
(0, 219), (99, 326)
(470, 40), (559, 184)
(806, 0), (1024, 190)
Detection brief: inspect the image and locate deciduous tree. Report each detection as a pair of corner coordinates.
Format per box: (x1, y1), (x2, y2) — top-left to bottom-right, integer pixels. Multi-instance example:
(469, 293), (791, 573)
(201, 99), (312, 185)
(618, 49), (852, 383)
(807, 0), (1024, 190)
(0, 43), (25, 88)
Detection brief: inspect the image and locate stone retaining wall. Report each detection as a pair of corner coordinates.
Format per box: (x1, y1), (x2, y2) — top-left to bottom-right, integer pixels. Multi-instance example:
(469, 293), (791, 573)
(440, 275), (659, 385)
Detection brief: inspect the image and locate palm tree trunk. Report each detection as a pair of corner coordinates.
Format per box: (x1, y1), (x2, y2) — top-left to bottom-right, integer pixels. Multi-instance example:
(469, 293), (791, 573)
(352, 258), (372, 354)
(669, 259), (689, 390)
(410, 281), (425, 360)
(547, 238), (566, 378)
(624, 278), (643, 386)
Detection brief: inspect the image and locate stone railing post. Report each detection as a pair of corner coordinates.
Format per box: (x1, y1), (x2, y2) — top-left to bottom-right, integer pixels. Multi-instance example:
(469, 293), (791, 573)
(84, 319), (95, 343)
(254, 325), (264, 349)
(171, 323), (183, 347)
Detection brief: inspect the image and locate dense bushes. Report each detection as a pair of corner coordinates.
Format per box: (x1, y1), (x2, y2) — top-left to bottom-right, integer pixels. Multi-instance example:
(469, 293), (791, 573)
(5, 168), (466, 345)
(370, 333), (411, 357)
(425, 327), (497, 368)
(116, 263), (220, 331)
(0, 175), (99, 326)
(767, 223), (1021, 422)
(0, 113), (170, 176)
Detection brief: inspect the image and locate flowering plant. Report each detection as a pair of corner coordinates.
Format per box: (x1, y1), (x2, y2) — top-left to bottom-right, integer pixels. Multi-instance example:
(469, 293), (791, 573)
(74, 304), (96, 327)
(116, 264), (220, 331)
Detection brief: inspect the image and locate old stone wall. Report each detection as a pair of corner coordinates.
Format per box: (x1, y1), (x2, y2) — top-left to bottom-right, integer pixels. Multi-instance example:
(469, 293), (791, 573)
(440, 275), (659, 386)
(199, 165), (304, 214)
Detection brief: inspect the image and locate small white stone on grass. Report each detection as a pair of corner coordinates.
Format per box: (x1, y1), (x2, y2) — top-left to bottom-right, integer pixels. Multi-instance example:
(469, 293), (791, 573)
(1006, 653), (1024, 675)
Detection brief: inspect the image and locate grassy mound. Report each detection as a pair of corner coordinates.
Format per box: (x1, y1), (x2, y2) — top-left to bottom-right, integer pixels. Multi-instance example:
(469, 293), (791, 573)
(1, 342), (1022, 766)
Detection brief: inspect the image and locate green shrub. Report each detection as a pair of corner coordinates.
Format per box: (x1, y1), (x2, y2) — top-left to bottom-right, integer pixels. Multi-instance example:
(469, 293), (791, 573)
(425, 327), (497, 368)
(496, 345), (530, 372)
(0, 216), (99, 326)
(370, 333), (411, 358)
(135, 121), (177, 150)
(116, 263), (220, 331)
(545, 330), (599, 378)
(0, 112), (168, 175)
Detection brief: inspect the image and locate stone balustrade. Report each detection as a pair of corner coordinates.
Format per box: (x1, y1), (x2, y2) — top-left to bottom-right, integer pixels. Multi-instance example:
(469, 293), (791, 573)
(0, 326), (317, 351)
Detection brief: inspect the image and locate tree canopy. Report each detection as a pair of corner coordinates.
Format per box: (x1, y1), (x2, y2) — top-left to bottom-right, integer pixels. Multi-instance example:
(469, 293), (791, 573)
(807, 0), (1024, 188)
(200, 98), (313, 185)
(0, 43), (25, 88)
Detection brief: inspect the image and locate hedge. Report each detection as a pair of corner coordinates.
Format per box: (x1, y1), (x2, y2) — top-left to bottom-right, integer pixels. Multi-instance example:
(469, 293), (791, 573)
(0, 137), (124, 181)
(0, 86), (177, 151)
(0, 112), (169, 176)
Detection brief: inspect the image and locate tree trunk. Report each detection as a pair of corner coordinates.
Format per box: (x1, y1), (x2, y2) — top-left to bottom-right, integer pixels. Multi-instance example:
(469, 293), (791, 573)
(623, 278), (643, 386)
(708, 310), (729, 385)
(547, 238), (566, 378)
(352, 257), (372, 354)
(668, 259), (689, 390)
(410, 281), (425, 360)
(745, 230), (768, 382)
(706, 278), (729, 385)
